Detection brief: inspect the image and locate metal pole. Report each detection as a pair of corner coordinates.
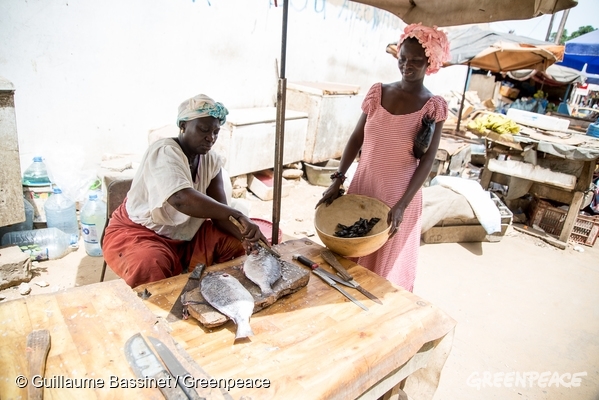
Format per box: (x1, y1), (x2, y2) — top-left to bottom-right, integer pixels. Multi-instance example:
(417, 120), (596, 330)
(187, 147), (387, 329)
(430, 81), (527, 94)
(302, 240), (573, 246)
(554, 9), (570, 44)
(544, 14), (555, 42)
(456, 63), (471, 133)
(271, 0), (288, 245)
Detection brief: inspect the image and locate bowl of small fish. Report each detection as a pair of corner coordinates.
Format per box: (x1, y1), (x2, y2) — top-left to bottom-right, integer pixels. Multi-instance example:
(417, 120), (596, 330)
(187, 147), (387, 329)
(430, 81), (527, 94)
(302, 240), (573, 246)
(314, 194), (391, 257)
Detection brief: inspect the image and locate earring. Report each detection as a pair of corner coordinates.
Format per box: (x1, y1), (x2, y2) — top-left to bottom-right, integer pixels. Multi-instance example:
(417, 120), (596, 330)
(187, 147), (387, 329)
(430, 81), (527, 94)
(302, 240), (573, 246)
(180, 127), (184, 134)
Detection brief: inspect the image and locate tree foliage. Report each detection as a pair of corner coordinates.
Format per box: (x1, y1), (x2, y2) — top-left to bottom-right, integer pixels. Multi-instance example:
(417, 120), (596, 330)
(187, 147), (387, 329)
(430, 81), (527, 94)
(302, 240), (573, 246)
(551, 25), (596, 45)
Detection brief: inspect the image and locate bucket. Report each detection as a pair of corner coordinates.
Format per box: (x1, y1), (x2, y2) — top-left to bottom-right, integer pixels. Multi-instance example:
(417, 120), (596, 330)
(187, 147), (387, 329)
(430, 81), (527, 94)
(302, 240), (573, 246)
(304, 159), (340, 187)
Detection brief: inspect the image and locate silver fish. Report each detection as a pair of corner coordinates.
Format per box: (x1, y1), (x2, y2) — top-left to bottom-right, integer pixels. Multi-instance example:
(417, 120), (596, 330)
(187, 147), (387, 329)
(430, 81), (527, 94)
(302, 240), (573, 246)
(200, 272), (255, 339)
(243, 246), (282, 297)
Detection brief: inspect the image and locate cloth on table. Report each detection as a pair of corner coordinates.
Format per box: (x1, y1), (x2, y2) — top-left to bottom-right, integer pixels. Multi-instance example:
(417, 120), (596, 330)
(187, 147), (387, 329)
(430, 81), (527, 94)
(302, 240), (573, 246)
(421, 185), (475, 233)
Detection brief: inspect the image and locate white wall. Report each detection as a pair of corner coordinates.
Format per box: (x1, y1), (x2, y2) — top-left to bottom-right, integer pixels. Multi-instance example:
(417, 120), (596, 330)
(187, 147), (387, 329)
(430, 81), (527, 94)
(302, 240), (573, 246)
(1, 0), (466, 180)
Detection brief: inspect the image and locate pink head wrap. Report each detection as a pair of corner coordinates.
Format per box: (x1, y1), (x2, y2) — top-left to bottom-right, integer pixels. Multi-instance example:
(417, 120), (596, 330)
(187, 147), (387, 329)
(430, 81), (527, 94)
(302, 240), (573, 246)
(399, 23), (451, 75)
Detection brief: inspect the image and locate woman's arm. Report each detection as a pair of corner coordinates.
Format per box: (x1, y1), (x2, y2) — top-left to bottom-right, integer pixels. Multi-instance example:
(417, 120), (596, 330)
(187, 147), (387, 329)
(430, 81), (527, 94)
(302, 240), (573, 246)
(388, 120), (445, 237)
(315, 113), (367, 208)
(167, 171), (264, 244)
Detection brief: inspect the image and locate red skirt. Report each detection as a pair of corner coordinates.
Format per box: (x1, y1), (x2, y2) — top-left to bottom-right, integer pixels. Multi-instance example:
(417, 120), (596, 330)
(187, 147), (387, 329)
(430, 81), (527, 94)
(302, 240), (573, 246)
(102, 201), (245, 288)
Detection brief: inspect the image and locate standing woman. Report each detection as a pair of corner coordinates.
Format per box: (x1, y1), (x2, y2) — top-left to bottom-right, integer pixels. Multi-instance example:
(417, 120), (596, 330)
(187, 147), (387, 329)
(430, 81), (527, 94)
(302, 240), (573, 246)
(103, 94), (268, 288)
(317, 24), (451, 292)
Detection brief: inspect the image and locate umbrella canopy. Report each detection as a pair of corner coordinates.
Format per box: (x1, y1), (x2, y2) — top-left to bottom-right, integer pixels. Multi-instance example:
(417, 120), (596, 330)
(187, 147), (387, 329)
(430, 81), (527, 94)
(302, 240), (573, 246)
(468, 42), (558, 73)
(352, 0), (577, 27)
(508, 64), (586, 85)
(558, 29), (599, 75)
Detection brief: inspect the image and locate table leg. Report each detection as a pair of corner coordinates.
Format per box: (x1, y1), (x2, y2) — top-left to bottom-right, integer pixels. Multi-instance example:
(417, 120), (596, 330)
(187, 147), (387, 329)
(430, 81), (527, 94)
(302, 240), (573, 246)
(559, 191), (584, 243)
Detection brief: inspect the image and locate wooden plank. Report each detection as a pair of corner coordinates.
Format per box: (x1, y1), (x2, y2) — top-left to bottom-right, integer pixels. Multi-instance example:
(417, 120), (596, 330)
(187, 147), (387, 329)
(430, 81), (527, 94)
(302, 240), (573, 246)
(137, 239), (457, 400)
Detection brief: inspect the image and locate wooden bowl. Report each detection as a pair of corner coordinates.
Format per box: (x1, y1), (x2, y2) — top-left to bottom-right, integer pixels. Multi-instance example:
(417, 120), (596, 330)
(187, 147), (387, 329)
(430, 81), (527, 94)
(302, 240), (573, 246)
(314, 194), (391, 257)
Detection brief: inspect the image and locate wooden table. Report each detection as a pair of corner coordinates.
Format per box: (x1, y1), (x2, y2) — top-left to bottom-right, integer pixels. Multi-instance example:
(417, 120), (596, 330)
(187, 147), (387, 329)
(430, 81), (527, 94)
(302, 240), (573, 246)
(478, 133), (599, 243)
(0, 279), (227, 399)
(137, 238), (456, 400)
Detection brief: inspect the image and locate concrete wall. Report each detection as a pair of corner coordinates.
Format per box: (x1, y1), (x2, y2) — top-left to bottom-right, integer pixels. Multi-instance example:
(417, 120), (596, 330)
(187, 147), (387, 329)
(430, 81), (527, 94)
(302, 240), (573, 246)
(0, 0), (467, 184)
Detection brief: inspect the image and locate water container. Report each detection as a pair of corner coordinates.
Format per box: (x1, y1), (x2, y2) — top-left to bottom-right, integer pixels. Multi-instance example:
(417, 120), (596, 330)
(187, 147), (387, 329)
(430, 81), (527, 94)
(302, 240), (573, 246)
(587, 122), (599, 139)
(1, 227), (77, 261)
(0, 197), (34, 241)
(44, 188), (80, 240)
(22, 156), (51, 186)
(80, 193), (107, 257)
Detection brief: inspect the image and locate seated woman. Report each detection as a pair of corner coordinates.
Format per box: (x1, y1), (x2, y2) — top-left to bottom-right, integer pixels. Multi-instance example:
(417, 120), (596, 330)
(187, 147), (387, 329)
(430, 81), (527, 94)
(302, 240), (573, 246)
(103, 94), (268, 287)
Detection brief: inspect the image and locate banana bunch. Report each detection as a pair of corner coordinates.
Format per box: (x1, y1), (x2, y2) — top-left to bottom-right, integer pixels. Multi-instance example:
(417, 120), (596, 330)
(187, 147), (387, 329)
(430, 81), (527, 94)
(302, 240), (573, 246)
(467, 114), (520, 135)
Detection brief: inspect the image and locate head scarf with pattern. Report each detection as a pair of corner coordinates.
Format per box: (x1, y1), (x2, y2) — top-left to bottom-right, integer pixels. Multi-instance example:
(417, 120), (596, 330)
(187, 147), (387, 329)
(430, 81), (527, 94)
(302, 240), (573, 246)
(399, 23), (451, 75)
(176, 94), (229, 127)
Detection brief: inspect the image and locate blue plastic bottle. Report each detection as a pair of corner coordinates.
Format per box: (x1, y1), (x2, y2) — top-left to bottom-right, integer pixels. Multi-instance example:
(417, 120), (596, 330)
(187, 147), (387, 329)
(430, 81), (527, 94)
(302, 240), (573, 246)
(80, 193), (107, 257)
(22, 156), (51, 186)
(44, 188), (80, 240)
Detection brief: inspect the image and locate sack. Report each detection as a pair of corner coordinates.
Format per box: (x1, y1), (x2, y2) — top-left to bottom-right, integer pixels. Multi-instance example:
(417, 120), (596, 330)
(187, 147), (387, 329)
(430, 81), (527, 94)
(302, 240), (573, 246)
(413, 116), (436, 159)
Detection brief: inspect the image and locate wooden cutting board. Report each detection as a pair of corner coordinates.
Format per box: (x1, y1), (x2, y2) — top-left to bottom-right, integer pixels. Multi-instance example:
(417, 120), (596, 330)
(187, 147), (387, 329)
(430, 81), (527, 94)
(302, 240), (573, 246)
(0, 279), (228, 400)
(183, 259), (310, 328)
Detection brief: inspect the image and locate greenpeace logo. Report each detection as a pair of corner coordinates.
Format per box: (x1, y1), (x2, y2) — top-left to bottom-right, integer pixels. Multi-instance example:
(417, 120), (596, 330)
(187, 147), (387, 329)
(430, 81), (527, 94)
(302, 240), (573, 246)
(466, 371), (587, 390)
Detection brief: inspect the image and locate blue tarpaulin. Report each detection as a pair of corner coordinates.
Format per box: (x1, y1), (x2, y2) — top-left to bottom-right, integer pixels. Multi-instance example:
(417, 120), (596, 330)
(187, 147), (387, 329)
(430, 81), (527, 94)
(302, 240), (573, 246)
(558, 29), (599, 76)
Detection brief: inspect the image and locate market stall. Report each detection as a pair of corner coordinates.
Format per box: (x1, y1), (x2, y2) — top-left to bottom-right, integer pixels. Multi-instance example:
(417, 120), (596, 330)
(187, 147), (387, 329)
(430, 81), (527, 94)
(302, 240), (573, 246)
(471, 115), (599, 245)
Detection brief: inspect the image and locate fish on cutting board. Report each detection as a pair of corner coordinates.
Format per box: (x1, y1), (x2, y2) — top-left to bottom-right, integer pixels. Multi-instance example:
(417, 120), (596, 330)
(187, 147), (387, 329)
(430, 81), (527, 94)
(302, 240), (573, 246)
(200, 272), (255, 339)
(243, 245), (282, 297)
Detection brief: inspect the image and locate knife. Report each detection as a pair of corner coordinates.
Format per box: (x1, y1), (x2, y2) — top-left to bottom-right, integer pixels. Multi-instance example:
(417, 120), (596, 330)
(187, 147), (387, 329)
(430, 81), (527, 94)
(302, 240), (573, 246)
(124, 333), (189, 400)
(321, 249), (383, 305)
(26, 329), (51, 400)
(148, 336), (204, 400)
(292, 254), (368, 311)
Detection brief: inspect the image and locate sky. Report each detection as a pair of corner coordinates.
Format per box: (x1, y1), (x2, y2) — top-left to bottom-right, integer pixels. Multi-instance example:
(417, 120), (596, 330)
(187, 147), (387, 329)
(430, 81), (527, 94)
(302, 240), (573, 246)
(489, 0), (598, 42)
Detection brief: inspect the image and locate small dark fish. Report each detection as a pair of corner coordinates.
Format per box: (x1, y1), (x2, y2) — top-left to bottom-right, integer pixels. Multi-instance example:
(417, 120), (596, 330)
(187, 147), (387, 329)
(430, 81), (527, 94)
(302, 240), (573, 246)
(243, 246), (282, 297)
(334, 217), (381, 238)
(200, 272), (255, 339)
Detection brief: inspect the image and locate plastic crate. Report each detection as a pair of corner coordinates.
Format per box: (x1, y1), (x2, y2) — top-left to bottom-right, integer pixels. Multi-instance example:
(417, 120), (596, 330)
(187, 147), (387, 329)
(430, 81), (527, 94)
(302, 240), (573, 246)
(530, 198), (599, 246)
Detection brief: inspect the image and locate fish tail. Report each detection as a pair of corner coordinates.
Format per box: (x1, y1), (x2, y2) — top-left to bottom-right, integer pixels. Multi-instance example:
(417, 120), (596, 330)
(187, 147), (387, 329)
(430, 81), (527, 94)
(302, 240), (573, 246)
(235, 321), (254, 339)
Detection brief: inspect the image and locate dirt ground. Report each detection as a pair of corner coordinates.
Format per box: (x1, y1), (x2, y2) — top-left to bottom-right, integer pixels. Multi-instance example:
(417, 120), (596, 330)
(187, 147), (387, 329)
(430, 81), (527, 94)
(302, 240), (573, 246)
(1, 177), (598, 399)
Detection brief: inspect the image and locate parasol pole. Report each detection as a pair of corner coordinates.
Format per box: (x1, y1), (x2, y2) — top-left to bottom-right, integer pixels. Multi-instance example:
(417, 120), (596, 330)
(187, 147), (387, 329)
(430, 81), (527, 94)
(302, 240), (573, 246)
(456, 62), (472, 133)
(271, 0), (289, 245)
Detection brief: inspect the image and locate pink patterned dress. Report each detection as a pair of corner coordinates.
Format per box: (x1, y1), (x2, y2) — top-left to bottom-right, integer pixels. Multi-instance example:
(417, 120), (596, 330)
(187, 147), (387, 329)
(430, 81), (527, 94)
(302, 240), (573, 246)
(348, 83), (447, 291)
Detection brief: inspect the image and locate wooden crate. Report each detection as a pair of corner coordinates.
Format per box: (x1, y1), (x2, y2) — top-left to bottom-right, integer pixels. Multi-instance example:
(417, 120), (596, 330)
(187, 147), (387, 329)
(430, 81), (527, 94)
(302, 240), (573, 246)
(530, 198), (599, 246)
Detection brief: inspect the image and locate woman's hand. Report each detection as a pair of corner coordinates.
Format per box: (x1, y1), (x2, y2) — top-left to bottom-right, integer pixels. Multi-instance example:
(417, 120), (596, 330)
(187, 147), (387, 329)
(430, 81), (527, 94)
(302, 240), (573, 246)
(387, 204), (405, 238)
(315, 181), (344, 208)
(237, 215), (269, 252)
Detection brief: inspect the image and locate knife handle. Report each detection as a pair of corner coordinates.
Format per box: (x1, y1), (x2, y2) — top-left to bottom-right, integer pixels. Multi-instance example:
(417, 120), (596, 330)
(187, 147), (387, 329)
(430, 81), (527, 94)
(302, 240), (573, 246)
(228, 215), (281, 258)
(292, 254), (318, 270)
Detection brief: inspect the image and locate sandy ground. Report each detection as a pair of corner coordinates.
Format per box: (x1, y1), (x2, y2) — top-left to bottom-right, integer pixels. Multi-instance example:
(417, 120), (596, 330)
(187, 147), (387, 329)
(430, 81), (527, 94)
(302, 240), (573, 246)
(1, 177), (598, 399)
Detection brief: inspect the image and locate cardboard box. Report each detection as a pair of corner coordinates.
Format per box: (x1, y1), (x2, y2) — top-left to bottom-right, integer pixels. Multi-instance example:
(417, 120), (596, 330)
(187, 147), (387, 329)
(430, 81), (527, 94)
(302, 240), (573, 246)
(499, 86), (520, 99)
(247, 170), (292, 201)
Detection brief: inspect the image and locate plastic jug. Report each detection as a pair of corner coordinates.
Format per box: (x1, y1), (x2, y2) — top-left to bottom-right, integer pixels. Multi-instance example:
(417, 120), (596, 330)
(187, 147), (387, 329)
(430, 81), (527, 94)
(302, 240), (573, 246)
(1, 227), (77, 261)
(44, 188), (80, 240)
(0, 197), (34, 242)
(22, 156), (51, 186)
(80, 193), (107, 257)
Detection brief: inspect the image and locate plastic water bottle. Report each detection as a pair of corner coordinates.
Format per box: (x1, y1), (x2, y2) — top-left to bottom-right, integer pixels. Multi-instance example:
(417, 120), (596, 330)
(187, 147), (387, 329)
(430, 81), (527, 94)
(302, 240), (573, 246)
(80, 193), (107, 257)
(22, 156), (51, 186)
(44, 188), (80, 240)
(1, 227), (77, 261)
(0, 197), (34, 242)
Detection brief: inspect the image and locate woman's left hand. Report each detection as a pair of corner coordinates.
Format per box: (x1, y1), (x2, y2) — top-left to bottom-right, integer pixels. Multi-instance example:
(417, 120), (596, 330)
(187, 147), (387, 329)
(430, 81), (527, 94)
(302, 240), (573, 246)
(387, 204), (405, 238)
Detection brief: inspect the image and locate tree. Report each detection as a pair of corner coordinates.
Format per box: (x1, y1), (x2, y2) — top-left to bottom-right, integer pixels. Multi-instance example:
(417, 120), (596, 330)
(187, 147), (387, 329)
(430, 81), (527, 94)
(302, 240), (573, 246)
(550, 25), (596, 44)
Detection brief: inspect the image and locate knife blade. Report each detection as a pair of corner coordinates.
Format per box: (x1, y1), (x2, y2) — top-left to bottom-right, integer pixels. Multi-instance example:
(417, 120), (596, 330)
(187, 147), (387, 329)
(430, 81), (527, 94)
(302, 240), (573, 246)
(124, 333), (188, 400)
(292, 254), (368, 311)
(148, 337), (204, 400)
(321, 249), (383, 305)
